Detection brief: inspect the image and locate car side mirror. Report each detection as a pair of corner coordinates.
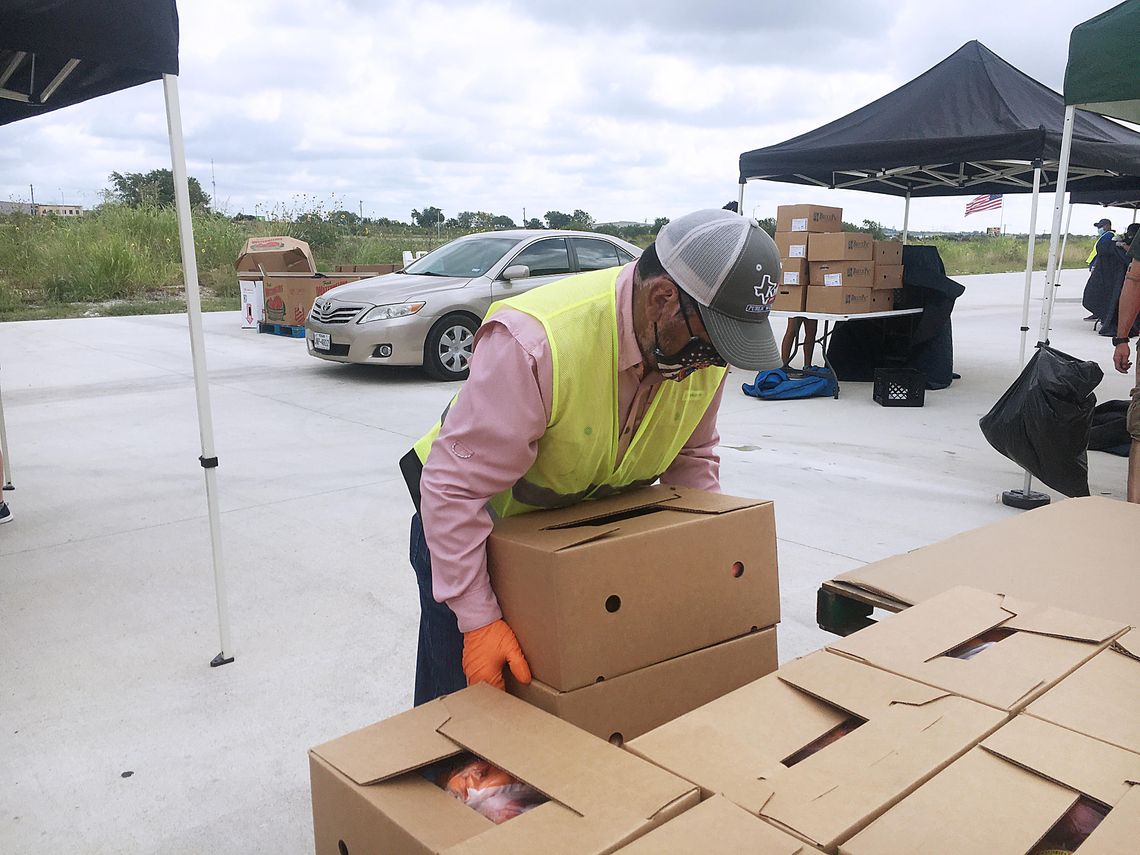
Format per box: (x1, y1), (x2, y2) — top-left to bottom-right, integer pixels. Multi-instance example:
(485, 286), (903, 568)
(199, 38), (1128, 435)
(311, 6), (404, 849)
(502, 264), (530, 281)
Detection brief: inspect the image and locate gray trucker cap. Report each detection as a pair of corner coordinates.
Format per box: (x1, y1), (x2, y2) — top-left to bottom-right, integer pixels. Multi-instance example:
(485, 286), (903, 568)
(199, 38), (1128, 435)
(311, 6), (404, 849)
(656, 209), (783, 371)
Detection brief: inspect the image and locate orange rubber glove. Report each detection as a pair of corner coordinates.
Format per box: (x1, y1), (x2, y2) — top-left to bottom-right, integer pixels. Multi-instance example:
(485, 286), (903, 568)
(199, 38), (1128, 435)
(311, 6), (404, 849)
(462, 619), (532, 690)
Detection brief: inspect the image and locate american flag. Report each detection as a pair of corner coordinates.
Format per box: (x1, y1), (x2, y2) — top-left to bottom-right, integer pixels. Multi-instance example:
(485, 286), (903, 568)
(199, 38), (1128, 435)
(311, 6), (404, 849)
(965, 194), (1003, 216)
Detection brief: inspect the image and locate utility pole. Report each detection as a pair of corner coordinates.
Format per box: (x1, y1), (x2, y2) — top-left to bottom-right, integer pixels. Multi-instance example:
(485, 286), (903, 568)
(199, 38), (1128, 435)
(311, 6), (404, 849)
(523, 206), (526, 227)
(29, 184), (35, 205)
(210, 158), (217, 208)
(359, 199), (363, 219)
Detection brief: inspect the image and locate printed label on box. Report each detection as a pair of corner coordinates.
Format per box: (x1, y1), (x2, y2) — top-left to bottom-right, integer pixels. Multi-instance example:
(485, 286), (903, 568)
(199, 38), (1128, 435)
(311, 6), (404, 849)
(791, 218), (808, 232)
(824, 273), (843, 286)
(789, 244), (806, 257)
(783, 271), (800, 285)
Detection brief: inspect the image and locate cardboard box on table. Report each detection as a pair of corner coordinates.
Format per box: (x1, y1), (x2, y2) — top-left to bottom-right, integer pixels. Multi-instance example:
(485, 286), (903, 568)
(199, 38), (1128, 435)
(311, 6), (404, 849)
(872, 240), (902, 265)
(309, 683), (699, 855)
(805, 286), (875, 314)
(613, 796), (826, 855)
(807, 261), (875, 289)
(262, 272), (373, 327)
(807, 233), (874, 262)
(487, 485), (779, 692)
(772, 285), (806, 312)
(780, 257), (808, 285)
(841, 715), (1140, 855)
(827, 586), (1128, 713)
(872, 265), (903, 290)
(508, 626), (777, 745)
(1024, 626), (1140, 755)
(776, 205), (843, 233)
(775, 232), (810, 259)
(626, 650), (1006, 854)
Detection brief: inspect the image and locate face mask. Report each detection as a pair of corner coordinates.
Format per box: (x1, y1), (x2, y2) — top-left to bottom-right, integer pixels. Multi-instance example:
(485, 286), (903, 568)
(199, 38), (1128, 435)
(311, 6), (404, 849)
(652, 289), (727, 381)
(1097, 227), (1106, 237)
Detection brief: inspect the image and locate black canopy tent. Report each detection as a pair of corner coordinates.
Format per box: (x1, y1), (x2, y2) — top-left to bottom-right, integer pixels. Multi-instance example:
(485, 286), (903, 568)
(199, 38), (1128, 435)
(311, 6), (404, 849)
(0, 0), (233, 665)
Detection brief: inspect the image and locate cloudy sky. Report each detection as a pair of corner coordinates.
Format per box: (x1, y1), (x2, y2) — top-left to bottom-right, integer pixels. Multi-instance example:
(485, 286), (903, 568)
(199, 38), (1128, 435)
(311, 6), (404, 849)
(2, 0), (1136, 233)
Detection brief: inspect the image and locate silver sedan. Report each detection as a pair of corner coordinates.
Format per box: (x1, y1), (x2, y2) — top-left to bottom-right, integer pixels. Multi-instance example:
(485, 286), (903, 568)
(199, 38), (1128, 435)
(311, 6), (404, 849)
(305, 229), (640, 380)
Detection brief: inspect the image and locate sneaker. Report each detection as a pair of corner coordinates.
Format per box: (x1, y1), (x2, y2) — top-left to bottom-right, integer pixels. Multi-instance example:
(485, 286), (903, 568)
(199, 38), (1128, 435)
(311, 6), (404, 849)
(0, 501), (10, 524)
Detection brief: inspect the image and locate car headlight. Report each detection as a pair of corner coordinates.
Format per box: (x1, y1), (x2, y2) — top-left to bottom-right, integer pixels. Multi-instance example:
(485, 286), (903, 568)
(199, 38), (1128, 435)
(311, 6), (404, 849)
(358, 301), (426, 323)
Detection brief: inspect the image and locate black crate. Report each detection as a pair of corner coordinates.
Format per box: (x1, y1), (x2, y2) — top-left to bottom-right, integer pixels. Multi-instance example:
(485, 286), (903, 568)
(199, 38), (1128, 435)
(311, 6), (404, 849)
(873, 368), (926, 407)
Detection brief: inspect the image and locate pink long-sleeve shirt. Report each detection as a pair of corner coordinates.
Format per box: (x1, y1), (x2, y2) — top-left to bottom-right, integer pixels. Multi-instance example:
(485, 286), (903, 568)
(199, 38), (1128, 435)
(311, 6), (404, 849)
(419, 262), (726, 632)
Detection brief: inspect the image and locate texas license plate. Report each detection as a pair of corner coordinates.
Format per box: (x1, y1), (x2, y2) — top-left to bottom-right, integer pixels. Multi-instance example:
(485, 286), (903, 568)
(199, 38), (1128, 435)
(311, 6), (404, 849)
(313, 332), (331, 351)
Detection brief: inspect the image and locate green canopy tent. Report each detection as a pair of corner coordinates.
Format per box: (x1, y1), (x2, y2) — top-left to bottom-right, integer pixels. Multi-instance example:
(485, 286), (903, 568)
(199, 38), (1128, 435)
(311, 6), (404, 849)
(1003, 0), (1140, 508)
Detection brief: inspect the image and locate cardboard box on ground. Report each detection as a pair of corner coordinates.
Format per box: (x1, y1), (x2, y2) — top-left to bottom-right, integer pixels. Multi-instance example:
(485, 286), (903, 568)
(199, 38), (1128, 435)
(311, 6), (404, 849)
(841, 715), (1140, 855)
(627, 649), (1006, 854)
(235, 236), (317, 328)
(262, 272), (374, 326)
(486, 485), (780, 693)
(613, 796), (827, 855)
(507, 627), (777, 744)
(308, 683), (699, 855)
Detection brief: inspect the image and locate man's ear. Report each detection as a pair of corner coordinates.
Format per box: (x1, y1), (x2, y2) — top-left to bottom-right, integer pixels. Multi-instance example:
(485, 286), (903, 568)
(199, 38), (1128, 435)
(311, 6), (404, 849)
(642, 275), (679, 323)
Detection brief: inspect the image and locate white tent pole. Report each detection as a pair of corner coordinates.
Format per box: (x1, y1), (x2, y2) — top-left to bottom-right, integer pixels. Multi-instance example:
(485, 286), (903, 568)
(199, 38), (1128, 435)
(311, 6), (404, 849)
(1017, 164), (1043, 366)
(0, 372), (12, 489)
(1053, 201), (1074, 307)
(1039, 108), (1076, 344)
(901, 190), (911, 243)
(162, 74), (234, 667)
(737, 181), (745, 215)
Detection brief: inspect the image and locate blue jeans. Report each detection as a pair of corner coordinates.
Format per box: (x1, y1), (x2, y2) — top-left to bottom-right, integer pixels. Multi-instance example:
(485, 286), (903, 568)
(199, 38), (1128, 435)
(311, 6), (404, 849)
(410, 513), (466, 706)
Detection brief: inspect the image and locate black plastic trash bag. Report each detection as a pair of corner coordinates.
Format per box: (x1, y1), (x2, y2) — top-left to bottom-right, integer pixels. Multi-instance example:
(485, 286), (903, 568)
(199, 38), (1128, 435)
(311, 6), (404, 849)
(979, 346), (1103, 497)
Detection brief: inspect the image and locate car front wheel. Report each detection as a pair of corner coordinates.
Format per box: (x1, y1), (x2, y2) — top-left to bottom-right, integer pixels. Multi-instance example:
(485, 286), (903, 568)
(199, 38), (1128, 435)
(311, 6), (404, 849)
(423, 313), (479, 381)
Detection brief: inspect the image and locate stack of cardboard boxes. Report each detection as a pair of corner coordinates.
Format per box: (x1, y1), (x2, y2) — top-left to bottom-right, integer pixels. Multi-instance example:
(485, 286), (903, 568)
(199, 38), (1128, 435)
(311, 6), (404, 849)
(769, 205), (904, 315)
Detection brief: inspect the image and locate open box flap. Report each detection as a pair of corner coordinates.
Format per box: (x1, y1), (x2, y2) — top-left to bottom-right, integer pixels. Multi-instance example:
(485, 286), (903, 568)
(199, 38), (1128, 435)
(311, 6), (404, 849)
(999, 595), (1126, 644)
(980, 716), (1140, 808)
(777, 651), (950, 717)
(1109, 627), (1140, 661)
(309, 699), (459, 786)
(655, 488), (769, 515)
(438, 684), (694, 821)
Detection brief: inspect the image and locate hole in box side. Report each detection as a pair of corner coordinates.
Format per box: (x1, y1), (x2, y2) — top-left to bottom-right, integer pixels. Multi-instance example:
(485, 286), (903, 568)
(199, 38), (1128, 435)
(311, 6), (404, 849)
(605, 595), (621, 613)
(732, 561), (745, 578)
(608, 732), (624, 747)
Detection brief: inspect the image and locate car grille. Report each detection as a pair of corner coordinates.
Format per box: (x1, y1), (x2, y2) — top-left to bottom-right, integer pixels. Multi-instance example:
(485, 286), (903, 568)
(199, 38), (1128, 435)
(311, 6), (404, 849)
(323, 343), (351, 356)
(310, 301), (363, 324)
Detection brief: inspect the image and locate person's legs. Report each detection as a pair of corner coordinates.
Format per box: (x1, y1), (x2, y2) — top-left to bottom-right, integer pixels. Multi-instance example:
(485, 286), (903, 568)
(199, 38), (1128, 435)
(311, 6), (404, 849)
(780, 318), (801, 367)
(802, 319), (819, 367)
(409, 513), (466, 704)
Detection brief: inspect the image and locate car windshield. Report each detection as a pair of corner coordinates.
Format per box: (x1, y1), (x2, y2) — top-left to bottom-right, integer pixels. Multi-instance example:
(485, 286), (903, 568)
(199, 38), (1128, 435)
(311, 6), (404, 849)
(404, 236), (519, 278)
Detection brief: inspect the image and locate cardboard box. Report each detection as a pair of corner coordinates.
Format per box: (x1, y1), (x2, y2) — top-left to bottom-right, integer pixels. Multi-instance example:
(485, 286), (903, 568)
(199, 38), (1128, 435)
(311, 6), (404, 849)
(334, 263), (403, 274)
(262, 272), (372, 327)
(614, 796), (826, 855)
(871, 265), (903, 290)
(807, 262), (875, 289)
(309, 683), (699, 855)
(828, 497), (1140, 628)
(872, 240), (902, 265)
(238, 276), (263, 328)
(487, 485), (779, 692)
(627, 650), (1006, 853)
(1024, 626), (1140, 755)
(780, 257), (808, 285)
(805, 286), (874, 314)
(806, 233), (874, 262)
(776, 205), (843, 233)
(869, 289), (895, 311)
(772, 285), (806, 312)
(828, 586), (1128, 713)
(775, 232), (810, 259)
(841, 716), (1140, 855)
(508, 626), (778, 744)
(234, 235), (315, 274)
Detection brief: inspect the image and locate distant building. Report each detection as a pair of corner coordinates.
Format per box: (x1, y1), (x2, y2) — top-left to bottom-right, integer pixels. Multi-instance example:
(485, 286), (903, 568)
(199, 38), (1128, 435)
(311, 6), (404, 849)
(34, 203), (84, 217)
(0, 201), (34, 215)
(598, 220), (644, 228)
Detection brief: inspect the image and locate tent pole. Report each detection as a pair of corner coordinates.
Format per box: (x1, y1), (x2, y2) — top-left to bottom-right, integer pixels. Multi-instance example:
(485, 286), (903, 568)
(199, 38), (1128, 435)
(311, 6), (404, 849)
(1003, 161), (1049, 511)
(901, 190), (911, 243)
(1053, 201), (1074, 312)
(162, 74), (234, 667)
(1039, 108), (1076, 347)
(1017, 164), (1043, 367)
(737, 180), (745, 215)
(0, 373), (12, 489)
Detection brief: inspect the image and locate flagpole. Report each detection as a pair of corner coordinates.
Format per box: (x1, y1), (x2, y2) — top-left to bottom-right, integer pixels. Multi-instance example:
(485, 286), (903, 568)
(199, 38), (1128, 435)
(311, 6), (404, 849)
(999, 199), (1004, 235)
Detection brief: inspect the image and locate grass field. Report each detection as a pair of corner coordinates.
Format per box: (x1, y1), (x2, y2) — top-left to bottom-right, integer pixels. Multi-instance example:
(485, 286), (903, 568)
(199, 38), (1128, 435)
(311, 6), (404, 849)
(0, 207), (1098, 322)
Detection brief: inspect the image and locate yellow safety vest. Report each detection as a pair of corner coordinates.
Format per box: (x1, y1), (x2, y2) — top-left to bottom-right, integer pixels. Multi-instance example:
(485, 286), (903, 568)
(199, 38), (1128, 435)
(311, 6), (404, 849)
(413, 266), (725, 518)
